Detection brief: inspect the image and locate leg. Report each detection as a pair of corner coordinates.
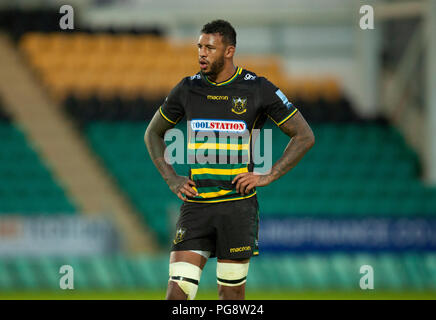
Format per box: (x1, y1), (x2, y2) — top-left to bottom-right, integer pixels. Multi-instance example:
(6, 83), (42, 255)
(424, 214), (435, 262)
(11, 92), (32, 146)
(214, 197), (259, 300)
(166, 250), (209, 300)
(217, 258), (250, 300)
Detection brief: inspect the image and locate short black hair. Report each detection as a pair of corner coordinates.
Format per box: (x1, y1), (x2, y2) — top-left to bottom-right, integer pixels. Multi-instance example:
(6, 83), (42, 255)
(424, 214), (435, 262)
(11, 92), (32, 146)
(201, 19), (236, 47)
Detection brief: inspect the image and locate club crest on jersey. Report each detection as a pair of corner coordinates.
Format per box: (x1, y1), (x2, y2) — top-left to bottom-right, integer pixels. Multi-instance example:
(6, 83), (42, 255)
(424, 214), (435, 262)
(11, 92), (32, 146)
(231, 97), (247, 115)
(173, 227), (186, 244)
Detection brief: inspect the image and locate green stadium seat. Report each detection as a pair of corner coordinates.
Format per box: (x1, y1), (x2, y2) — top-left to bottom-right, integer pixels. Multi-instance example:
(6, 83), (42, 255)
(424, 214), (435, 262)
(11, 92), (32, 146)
(110, 255), (140, 289)
(134, 256), (168, 290)
(1, 253), (436, 292)
(0, 123), (76, 215)
(10, 258), (40, 289)
(424, 254), (436, 289)
(330, 254), (357, 289)
(0, 261), (14, 290)
(34, 257), (62, 289)
(52, 256), (87, 290)
(303, 255), (334, 290)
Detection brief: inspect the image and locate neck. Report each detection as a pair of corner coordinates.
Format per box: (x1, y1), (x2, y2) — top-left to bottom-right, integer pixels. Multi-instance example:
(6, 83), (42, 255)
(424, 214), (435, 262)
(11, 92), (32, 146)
(208, 62), (236, 83)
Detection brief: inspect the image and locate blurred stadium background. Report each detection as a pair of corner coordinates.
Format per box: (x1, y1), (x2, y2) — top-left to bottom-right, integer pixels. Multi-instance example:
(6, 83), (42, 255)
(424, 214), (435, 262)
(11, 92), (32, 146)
(0, 0), (436, 300)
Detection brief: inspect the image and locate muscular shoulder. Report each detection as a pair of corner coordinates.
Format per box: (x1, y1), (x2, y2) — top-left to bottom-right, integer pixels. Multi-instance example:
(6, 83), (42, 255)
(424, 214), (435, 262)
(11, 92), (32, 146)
(238, 69), (274, 92)
(171, 73), (199, 90)
(239, 68), (259, 83)
(184, 72), (202, 87)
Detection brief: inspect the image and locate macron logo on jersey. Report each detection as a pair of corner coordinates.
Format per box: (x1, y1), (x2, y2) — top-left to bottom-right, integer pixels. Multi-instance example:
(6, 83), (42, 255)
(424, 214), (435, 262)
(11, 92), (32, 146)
(275, 89), (294, 109)
(191, 119), (247, 133)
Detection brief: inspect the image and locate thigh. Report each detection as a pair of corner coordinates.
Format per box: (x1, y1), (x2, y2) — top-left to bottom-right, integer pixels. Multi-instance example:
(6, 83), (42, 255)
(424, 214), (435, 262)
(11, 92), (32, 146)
(215, 196), (260, 260)
(171, 202), (216, 255)
(170, 250), (209, 270)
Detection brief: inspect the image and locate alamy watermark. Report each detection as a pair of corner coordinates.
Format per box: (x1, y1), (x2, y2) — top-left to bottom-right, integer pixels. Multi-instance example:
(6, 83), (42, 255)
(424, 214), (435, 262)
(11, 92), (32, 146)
(59, 4), (374, 32)
(59, 265), (74, 289)
(360, 5), (375, 30)
(59, 5), (74, 30)
(164, 121), (272, 172)
(359, 265), (374, 290)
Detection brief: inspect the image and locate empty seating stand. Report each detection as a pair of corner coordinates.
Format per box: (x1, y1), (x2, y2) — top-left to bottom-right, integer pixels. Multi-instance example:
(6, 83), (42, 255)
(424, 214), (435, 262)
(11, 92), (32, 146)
(1, 252), (435, 292)
(0, 121), (76, 214)
(19, 32), (347, 121)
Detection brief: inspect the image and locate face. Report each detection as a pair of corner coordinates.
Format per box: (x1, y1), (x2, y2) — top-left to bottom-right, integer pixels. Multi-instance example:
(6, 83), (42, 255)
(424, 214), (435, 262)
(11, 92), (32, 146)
(197, 33), (230, 77)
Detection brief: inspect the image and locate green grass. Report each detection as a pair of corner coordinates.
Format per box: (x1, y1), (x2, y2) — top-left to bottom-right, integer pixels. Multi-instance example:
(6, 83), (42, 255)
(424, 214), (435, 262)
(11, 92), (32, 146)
(1, 290), (435, 300)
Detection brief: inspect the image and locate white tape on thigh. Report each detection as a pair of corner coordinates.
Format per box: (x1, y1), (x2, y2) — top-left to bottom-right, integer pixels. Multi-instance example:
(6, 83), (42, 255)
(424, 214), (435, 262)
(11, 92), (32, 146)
(216, 262), (249, 287)
(169, 262), (202, 300)
(189, 250), (211, 259)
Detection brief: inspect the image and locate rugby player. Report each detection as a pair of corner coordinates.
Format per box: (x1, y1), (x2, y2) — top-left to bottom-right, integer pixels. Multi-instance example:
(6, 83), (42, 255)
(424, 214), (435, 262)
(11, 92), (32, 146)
(144, 20), (315, 300)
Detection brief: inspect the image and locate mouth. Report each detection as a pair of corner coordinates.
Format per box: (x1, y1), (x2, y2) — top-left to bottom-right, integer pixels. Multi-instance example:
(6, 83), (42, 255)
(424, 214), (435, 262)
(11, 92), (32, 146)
(199, 60), (208, 70)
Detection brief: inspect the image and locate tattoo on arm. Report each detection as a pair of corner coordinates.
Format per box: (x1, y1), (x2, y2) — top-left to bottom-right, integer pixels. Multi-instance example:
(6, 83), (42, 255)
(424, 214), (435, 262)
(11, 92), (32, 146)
(144, 111), (178, 183)
(269, 111), (315, 182)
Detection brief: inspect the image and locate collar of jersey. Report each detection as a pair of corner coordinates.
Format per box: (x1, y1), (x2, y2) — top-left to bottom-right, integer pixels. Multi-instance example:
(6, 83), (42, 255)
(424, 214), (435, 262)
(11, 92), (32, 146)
(203, 66), (243, 86)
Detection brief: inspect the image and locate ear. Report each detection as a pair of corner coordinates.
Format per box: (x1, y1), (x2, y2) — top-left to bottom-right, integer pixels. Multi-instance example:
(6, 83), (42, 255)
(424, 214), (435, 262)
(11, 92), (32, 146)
(224, 45), (235, 59)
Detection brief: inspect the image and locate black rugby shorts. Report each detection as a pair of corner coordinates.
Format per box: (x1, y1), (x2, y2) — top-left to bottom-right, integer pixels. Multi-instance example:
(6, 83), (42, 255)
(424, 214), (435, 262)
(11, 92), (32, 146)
(171, 195), (260, 259)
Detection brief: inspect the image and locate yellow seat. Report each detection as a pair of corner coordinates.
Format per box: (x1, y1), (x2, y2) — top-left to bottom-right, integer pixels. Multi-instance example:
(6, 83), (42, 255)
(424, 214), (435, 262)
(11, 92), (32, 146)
(19, 32), (51, 56)
(85, 53), (113, 72)
(43, 71), (77, 101)
(299, 78), (322, 102)
(19, 32), (303, 102)
(320, 77), (341, 102)
(46, 33), (75, 53)
(28, 52), (63, 74)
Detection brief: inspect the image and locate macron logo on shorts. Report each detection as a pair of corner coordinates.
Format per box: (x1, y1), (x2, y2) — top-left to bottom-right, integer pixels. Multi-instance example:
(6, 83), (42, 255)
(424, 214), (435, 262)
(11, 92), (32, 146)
(191, 119), (247, 133)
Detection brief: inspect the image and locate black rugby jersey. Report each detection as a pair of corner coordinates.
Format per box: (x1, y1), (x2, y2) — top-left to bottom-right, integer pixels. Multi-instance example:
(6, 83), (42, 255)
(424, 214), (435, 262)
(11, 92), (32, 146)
(159, 66), (298, 203)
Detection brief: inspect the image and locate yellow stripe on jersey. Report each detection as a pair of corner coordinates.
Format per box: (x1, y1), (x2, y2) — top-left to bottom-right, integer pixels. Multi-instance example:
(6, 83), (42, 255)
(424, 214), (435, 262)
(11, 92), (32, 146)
(186, 191), (257, 203)
(190, 167), (248, 176)
(206, 67), (242, 86)
(197, 189), (234, 198)
(277, 109), (298, 126)
(159, 106), (177, 125)
(268, 109), (298, 127)
(188, 143), (249, 151)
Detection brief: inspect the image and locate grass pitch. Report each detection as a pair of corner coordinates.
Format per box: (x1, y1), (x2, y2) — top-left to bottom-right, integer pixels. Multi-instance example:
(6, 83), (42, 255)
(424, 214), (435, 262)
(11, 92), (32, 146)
(1, 290), (435, 300)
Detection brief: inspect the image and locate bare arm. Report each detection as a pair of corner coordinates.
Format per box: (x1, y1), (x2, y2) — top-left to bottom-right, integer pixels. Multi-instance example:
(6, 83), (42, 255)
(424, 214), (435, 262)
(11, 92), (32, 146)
(233, 111), (315, 195)
(144, 111), (198, 200)
(268, 111), (315, 182)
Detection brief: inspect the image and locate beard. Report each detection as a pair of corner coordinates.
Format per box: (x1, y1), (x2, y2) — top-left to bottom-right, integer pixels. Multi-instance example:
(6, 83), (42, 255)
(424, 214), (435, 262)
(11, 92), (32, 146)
(202, 55), (225, 79)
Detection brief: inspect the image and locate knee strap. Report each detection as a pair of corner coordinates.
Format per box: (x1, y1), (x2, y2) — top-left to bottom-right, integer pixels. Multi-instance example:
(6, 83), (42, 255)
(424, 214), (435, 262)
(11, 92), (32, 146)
(169, 262), (202, 300)
(216, 262), (249, 287)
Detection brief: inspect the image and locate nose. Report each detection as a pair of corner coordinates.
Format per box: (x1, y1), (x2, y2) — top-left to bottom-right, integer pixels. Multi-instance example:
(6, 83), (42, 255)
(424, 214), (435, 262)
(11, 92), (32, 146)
(199, 46), (207, 58)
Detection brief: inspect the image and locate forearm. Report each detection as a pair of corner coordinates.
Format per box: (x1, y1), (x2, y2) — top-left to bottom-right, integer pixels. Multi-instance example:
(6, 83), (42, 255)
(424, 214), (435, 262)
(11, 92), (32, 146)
(269, 134), (314, 183)
(144, 112), (178, 184)
(145, 131), (178, 183)
(233, 129), (314, 195)
(145, 117), (198, 200)
(228, 112), (315, 195)
(267, 111), (315, 183)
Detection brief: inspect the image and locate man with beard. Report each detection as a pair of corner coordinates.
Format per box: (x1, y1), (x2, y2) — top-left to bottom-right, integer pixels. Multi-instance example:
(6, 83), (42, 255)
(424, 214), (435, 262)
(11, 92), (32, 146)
(145, 19), (315, 300)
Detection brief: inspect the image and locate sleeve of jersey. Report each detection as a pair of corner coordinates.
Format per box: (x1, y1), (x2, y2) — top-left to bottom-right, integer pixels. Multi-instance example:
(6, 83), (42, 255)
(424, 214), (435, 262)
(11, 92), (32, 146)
(261, 78), (298, 127)
(159, 79), (186, 125)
